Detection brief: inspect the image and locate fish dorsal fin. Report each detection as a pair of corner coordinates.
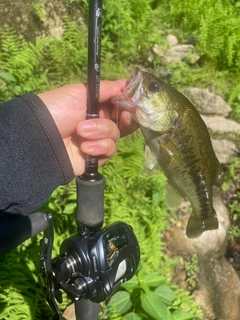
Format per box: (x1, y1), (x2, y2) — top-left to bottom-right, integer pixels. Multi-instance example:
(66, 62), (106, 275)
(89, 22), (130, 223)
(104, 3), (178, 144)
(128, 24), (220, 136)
(166, 182), (183, 210)
(145, 145), (158, 170)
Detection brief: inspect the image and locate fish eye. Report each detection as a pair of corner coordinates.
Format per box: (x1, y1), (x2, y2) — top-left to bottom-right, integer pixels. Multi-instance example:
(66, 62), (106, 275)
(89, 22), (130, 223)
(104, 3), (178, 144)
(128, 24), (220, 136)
(148, 81), (160, 93)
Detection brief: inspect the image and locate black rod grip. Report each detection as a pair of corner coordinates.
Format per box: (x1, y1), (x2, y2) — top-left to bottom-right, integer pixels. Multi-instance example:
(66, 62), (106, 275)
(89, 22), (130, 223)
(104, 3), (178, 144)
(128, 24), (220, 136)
(75, 175), (105, 232)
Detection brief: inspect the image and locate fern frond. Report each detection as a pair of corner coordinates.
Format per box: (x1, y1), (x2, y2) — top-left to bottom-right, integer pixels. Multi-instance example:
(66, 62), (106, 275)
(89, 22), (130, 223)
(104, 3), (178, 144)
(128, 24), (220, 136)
(30, 0), (46, 22)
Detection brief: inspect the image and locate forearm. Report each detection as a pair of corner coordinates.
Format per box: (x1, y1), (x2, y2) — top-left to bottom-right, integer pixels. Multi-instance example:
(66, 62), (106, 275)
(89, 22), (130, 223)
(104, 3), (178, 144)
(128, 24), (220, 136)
(0, 93), (74, 222)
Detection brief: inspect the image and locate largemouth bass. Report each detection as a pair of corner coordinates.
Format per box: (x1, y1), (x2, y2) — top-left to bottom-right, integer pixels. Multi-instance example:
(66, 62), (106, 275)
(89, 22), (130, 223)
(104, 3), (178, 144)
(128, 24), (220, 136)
(110, 68), (224, 238)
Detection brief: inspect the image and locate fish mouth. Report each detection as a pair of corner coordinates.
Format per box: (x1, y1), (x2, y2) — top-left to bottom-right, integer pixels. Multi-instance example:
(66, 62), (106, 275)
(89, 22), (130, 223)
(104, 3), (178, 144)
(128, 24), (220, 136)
(110, 67), (144, 110)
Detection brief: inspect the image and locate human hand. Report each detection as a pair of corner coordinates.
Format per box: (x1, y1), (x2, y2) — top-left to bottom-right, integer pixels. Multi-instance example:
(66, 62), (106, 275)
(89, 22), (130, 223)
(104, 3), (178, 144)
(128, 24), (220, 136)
(37, 80), (138, 176)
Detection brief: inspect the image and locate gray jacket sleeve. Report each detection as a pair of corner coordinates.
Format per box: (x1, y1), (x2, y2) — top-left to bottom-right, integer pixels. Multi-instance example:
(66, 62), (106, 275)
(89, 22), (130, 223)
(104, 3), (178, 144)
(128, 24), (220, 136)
(0, 93), (74, 223)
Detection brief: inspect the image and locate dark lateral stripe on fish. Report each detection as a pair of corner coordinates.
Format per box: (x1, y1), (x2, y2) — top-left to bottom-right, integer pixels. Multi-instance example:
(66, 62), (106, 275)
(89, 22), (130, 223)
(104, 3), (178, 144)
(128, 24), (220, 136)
(179, 143), (213, 220)
(188, 166), (212, 220)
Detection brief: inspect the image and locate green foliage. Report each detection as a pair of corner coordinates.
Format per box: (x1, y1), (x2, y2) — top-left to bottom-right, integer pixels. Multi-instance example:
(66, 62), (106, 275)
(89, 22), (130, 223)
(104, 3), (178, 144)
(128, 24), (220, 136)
(45, 17), (88, 86)
(0, 21), (88, 102)
(30, 0), (46, 22)
(229, 225), (240, 242)
(155, 0), (240, 116)
(0, 71), (22, 98)
(160, 0), (240, 70)
(104, 0), (161, 65)
(222, 157), (240, 191)
(0, 0), (164, 98)
(102, 266), (201, 320)
(80, 0), (164, 68)
(221, 156), (240, 244)
(0, 24), (49, 98)
(171, 287), (203, 319)
(184, 255), (199, 291)
(228, 192), (240, 243)
(0, 238), (51, 319)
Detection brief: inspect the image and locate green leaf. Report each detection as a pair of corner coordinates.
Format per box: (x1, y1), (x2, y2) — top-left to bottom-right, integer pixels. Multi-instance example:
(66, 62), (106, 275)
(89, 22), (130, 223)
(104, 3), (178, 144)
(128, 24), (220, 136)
(171, 310), (195, 320)
(67, 193), (77, 200)
(155, 285), (177, 306)
(141, 291), (168, 320)
(62, 202), (77, 214)
(124, 312), (141, 320)
(137, 267), (145, 282)
(108, 291), (132, 315)
(152, 192), (161, 204)
(0, 72), (16, 82)
(143, 274), (166, 288)
(121, 275), (138, 291)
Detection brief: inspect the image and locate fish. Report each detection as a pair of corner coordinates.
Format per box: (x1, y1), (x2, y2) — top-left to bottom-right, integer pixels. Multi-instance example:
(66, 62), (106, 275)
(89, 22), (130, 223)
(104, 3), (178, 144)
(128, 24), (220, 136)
(110, 67), (224, 238)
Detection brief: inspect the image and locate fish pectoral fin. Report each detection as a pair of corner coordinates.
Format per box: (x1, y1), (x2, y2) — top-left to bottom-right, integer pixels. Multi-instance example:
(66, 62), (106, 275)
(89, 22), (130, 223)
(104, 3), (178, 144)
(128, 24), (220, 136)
(160, 140), (182, 166)
(166, 183), (183, 210)
(145, 145), (158, 170)
(186, 213), (218, 239)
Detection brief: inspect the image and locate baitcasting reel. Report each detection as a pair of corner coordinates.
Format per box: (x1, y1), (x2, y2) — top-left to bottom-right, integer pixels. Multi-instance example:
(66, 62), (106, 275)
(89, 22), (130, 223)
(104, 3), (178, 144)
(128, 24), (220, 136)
(39, 213), (140, 318)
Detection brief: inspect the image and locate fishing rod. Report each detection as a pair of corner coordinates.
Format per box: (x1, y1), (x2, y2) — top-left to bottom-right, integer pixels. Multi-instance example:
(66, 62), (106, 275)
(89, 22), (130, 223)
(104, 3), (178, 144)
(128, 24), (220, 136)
(39, 1), (140, 319)
(82, 0), (103, 181)
(74, 1), (105, 317)
(76, 0), (105, 235)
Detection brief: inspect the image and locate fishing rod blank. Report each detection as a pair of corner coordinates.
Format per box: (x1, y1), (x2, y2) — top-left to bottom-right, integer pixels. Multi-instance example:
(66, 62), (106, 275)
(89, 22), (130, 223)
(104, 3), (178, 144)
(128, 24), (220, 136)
(83, 0), (102, 180)
(75, 1), (104, 319)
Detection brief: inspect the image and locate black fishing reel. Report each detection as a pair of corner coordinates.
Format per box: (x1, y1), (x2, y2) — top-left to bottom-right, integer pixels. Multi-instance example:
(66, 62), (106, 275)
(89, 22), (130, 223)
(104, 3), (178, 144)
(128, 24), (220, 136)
(39, 213), (140, 318)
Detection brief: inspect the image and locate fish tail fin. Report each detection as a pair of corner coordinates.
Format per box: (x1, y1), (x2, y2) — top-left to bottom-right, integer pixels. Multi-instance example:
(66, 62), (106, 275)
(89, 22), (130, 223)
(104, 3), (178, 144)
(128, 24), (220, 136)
(186, 213), (218, 239)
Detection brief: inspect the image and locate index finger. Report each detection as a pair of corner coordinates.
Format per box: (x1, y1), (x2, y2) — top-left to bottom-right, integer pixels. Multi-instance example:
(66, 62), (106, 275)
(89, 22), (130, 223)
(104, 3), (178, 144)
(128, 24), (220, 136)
(99, 79), (128, 102)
